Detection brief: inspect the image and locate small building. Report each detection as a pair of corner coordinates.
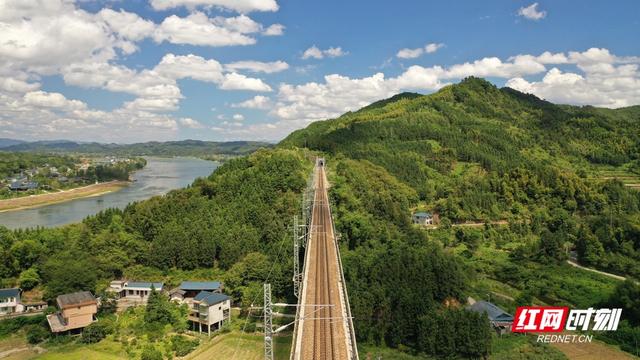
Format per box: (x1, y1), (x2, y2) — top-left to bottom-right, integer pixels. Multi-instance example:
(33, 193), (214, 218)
(189, 291), (231, 336)
(47, 291), (97, 333)
(9, 181), (38, 191)
(109, 280), (164, 306)
(412, 211), (434, 225)
(171, 281), (222, 302)
(22, 301), (47, 313)
(0, 288), (24, 315)
(467, 301), (514, 335)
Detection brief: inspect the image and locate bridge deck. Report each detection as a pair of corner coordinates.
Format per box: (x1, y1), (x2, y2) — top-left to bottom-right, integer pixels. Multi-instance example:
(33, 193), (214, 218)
(293, 164), (352, 360)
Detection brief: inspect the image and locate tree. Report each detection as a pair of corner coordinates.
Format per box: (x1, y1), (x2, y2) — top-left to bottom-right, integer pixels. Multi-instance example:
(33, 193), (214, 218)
(538, 230), (566, 263)
(144, 287), (174, 325)
(80, 322), (111, 344)
(606, 280), (640, 326)
(18, 268), (40, 290)
(141, 345), (163, 360)
(41, 254), (97, 301)
(576, 227), (604, 266)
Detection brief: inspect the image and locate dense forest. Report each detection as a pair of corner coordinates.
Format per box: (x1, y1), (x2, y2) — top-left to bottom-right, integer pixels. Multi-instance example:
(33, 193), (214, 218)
(1, 77), (639, 358)
(0, 139), (271, 159)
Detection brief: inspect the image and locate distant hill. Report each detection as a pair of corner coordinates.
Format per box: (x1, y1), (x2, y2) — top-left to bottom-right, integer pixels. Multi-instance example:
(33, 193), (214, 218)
(0, 138), (27, 148)
(1, 139), (272, 157)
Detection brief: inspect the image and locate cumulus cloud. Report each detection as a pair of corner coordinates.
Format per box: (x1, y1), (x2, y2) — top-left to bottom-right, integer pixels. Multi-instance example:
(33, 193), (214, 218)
(518, 3), (547, 21)
(396, 43), (444, 59)
(153, 12), (256, 47)
(220, 73), (273, 91)
(263, 23), (285, 36)
(179, 117), (204, 128)
(149, 0), (279, 13)
(224, 60), (288, 74)
(232, 114), (245, 121)
(269, 47), (640, 129)
(232, 95), (272, 109)
(302, 46), (348, 60)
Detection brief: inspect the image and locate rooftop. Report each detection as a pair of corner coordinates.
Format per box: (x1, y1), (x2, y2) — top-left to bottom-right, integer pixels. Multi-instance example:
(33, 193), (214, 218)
(56, 291), (96, 309)
(0, 288), (20, 299)
(123, 281), (164, 290)
(193, 291), (230, 306)
(179, 281), (221, 291)
(467, 301), (513, 322)
(413, 211), (432, 217)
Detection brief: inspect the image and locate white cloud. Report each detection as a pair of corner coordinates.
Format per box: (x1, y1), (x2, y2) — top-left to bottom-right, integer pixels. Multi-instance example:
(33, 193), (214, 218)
(269, 47), (640, 131)
(225, 60), (289, 74)
(263, 23), (285, 36)
(220, 73), (272, 91)
(154, 54), (225, 83)
(232, 95), (272, 109)
(232, 113), (245, 121)
(397, 43), (444, 59)
(179, 117), (204, 128)
(518, 3), (547, 21)
(425, 43), (444, 53)
(397, 48), (424, 59)
(154, 12), (257, 47)
(302, 46), (348, 59)
(98, 8), (156, 42)
(23, 90), (87, 111)
(149, 0), (279, 13)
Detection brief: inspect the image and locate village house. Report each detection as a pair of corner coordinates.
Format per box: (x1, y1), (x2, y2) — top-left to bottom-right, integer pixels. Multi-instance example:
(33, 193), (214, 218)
(0, 288), (23, 315)
(412, 211), (435, 226)
(188, 291), (231, 336)
(47, 291), (97, 333)
(170, 281), (222, 303)
(108, 280), (164, 308)
(9, 180), (38, 191)
(467, 301), (514, 335)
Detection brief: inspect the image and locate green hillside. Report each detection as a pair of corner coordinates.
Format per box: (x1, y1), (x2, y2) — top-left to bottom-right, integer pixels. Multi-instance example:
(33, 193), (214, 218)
(282, 77), (640, 356)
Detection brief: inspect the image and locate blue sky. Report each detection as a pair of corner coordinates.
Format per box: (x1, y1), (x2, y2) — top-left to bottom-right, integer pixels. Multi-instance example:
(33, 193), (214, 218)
(0, 0), (638, 143)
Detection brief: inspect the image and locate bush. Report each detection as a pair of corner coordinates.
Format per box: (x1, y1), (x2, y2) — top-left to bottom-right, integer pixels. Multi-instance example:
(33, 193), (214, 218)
(26, 325), (49, 344)
(141, 345), (163, 360)
(171, 335), (199, 357)
(80, 322), (112, 344)
(0, 315), (45, 338)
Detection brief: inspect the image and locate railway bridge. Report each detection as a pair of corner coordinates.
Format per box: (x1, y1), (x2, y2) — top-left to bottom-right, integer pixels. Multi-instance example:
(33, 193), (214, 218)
(290, 159), (358, 360)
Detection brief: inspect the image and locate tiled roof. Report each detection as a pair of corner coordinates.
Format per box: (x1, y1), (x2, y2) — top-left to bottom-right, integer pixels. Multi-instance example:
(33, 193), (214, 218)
(179, 281), (221, 291)
(193, 291), (230, 306)
(56, 291), (96, 309)
(0, 288), (20, 299)
(467, 301), (513, 322)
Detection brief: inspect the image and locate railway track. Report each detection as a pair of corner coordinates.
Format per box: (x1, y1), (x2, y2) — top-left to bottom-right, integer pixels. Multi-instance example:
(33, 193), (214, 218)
(297, 164), (350, 360)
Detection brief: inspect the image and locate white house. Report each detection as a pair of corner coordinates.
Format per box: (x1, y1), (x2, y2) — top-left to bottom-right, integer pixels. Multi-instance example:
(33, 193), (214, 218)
(189, 291), (231, 335)
(0, 288), (24, 315)
(108, 280), (164, 306)
(412, 211), (434, 226)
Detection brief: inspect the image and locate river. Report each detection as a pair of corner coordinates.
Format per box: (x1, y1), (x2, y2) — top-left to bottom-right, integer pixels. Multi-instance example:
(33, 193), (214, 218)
(0, 157), (218, 229)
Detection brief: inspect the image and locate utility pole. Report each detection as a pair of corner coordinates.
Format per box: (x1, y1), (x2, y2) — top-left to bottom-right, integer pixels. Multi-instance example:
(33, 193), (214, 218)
(293, 215), (300, 298)
(264, 283), (273, 360)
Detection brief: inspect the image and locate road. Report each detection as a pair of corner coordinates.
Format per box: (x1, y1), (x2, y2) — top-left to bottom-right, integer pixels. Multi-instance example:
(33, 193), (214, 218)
(296, 164), (350, 360)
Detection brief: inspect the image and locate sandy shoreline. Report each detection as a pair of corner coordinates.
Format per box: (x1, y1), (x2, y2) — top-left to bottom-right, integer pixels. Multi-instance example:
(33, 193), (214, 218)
(0, 181), (130, 213)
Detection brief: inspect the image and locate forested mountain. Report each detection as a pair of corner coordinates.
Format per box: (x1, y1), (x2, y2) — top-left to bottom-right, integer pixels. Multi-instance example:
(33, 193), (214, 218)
(1, 139), (271, 158)
(282, 77), (640, 356)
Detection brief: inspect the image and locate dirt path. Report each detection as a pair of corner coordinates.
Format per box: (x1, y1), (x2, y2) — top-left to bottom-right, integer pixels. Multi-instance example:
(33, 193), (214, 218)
(0, 181), (129, 212)
(566, 260), (637, 283)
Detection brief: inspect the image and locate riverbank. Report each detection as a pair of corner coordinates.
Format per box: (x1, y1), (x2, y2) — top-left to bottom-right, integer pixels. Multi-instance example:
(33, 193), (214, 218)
(0, 181), (130, 213)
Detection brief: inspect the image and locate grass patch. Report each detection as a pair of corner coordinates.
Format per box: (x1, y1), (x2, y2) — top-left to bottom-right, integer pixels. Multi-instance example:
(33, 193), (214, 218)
(185, 331), (291, 360)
